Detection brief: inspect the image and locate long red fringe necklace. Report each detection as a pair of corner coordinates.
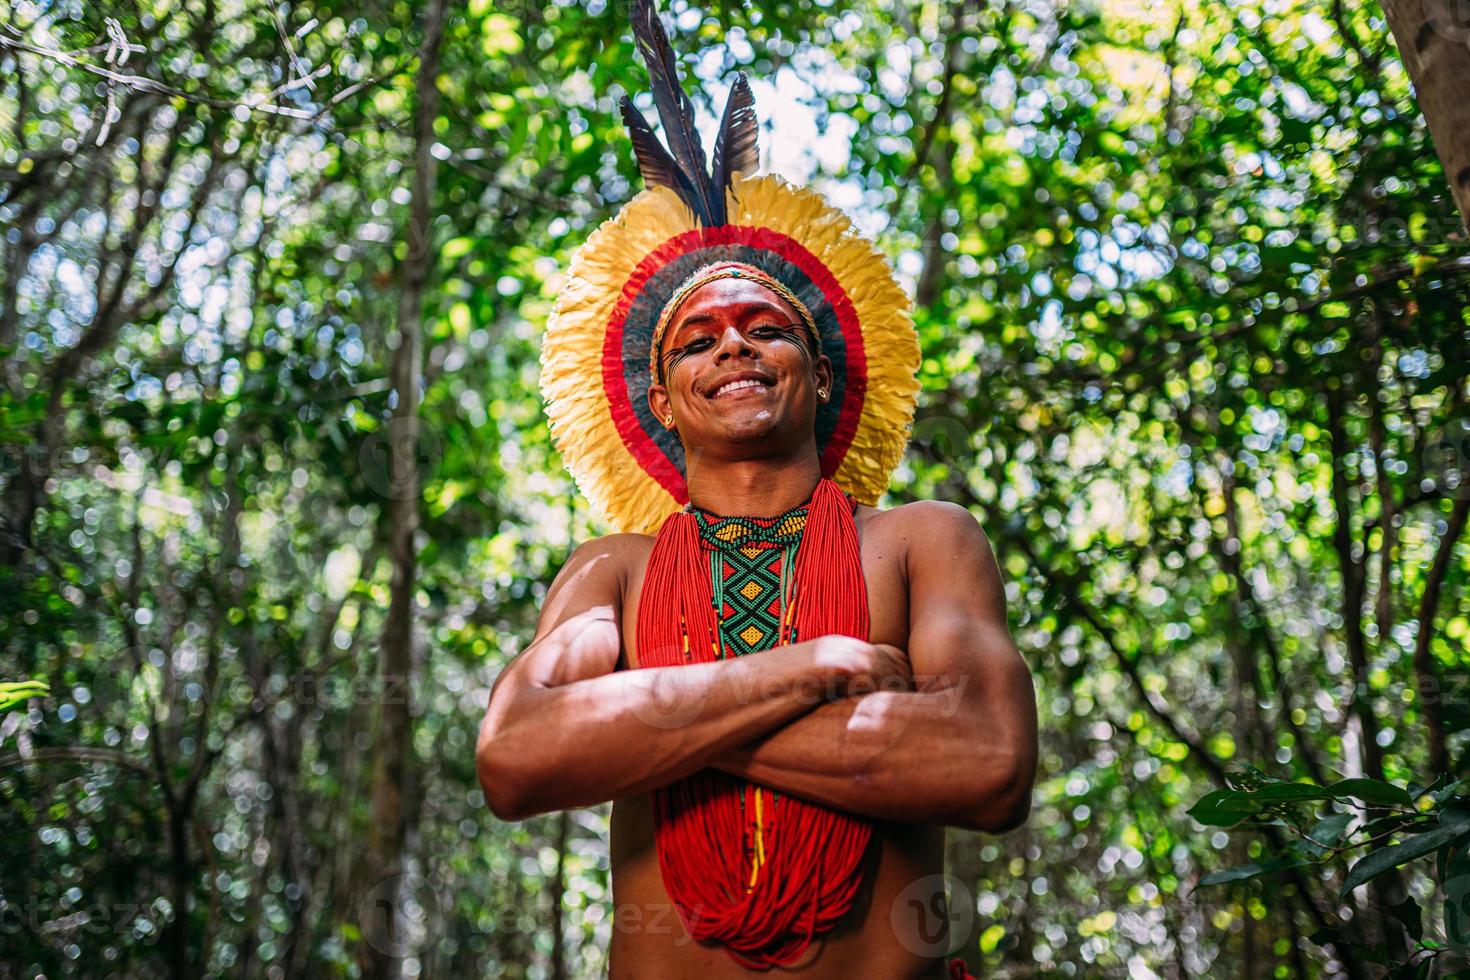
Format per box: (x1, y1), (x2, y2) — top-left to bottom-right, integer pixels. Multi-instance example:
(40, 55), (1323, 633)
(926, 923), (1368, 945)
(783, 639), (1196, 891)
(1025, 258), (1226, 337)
(634, 477), (875, 969)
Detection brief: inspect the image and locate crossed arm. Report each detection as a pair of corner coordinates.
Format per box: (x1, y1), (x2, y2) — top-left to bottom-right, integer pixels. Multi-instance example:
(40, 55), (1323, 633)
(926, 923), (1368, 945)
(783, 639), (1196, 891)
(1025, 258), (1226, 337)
(475, 502), (1038, 832)
(710, 502), (1038, 831)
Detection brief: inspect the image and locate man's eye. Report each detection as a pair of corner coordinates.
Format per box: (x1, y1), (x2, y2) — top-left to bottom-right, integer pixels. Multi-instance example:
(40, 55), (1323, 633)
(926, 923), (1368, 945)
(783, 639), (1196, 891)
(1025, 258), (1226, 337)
(751, 325), (783, 336)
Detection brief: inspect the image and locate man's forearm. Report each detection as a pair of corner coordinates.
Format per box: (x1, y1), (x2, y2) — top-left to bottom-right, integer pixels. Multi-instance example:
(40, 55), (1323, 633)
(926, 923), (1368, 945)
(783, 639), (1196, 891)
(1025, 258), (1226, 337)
(710, 684), (1027, 831)
(479, 641), (844, 819)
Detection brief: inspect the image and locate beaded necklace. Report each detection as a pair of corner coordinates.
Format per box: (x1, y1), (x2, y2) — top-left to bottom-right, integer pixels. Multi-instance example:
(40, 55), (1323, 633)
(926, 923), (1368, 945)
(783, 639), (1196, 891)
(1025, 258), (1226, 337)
(690, 500), (810, 660)
(635, 479), (872, 969)
(689, 499), (815, 887)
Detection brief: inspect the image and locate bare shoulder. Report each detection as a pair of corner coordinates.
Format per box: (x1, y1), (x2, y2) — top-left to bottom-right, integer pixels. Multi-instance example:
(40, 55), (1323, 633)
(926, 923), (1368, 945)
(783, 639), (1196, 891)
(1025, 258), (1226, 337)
(858, 500), (1004, 601)
(865, 498), (982, 529)
(859, 499), (991, 555)
(563, 531), (656, 573)
(538, 532), (656, 630)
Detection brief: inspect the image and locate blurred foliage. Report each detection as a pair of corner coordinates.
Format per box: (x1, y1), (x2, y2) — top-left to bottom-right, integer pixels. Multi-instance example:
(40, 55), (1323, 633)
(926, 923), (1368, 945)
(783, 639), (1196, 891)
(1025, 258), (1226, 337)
(1, 0), (1468, 976)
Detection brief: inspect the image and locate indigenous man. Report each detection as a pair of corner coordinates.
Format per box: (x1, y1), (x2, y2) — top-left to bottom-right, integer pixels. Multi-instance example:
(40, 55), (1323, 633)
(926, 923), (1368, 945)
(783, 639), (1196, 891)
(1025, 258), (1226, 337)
(477, 3), (1038, 976)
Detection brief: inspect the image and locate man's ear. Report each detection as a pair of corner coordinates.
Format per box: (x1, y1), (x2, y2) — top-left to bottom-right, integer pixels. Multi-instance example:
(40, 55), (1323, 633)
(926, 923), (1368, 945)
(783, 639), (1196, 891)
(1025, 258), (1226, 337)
(647, 382), (673, 428)
(815, 355), (834, 403)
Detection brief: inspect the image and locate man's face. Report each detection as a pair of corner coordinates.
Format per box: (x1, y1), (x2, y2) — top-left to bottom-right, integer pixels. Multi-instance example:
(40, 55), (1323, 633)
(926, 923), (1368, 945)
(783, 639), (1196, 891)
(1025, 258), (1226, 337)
(646, 277), (833, 456)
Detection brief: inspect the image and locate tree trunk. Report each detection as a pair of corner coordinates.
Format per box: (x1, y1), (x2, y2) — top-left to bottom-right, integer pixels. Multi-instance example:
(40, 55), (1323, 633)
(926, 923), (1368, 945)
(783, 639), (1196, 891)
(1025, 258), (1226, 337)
(1414, 495), (1469, 774)
(550, 811), (569, 980)
(358, 1), (447, 977)
(1325, 386), (1388, 782)
(165, 801), (192, 980)
(1377, 0), (1470, 231)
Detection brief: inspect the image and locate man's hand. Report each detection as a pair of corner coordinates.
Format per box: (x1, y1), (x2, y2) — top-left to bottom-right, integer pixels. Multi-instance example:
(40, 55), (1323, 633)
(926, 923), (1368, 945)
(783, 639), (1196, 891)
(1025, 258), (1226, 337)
(810, 635), (913, 697)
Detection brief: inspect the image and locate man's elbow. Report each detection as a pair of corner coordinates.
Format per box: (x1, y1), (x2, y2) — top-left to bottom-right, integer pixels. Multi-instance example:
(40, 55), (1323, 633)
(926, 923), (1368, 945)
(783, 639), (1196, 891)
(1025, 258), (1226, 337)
(961, 757), (1034, 834)
(477, 737), (535, 822)
(975, 786), (1032, 834)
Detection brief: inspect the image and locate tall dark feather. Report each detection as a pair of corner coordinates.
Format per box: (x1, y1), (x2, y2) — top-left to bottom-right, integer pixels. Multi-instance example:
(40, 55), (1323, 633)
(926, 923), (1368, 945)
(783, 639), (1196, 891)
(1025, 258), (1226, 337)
(709, 72), (758, 225)
(629, 0), (716, 225)
(620, 96), (704, 214)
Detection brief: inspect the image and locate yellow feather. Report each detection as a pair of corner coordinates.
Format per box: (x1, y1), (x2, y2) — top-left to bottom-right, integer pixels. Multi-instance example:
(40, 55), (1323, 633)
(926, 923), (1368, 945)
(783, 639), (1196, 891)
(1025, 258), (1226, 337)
(541, 187), (697, 534)
(730, 174), (920, 507)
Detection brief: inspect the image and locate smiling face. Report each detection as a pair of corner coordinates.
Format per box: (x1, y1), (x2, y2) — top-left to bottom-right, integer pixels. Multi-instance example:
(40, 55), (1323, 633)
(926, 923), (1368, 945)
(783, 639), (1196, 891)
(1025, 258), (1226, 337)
(646, 276), (833, 460)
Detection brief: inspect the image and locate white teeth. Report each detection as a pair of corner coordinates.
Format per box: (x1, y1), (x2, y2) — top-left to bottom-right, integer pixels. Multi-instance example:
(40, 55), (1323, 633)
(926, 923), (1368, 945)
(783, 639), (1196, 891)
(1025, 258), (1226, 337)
(714, 378), (764, 397)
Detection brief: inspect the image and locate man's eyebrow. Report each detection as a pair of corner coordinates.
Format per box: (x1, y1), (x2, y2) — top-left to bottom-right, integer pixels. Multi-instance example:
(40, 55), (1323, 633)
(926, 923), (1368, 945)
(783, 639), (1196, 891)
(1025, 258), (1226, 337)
(672, 301), (792, 335)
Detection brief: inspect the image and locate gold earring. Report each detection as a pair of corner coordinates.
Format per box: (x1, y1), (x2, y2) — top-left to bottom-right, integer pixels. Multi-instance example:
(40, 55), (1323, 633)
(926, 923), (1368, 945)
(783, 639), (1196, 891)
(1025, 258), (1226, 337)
(665, 414), (674, 427)
(817, 389), (827, 399)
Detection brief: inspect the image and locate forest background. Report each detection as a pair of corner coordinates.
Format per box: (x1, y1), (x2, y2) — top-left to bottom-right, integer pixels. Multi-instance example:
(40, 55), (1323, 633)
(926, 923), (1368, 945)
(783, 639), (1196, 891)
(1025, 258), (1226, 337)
(2, 0), (1469, 976)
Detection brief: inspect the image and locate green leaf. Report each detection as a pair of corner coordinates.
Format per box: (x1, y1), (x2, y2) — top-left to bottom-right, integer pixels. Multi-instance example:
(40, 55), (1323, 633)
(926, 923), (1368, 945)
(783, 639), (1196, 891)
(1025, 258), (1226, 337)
(1199, 855), (1309, 887)
(1251, 782), (1333, 802)
(1340, 826), (1468, 898)
(0, 679), (51, 712)
(1434, 781), (1466, 806)
(1325, 778), (1414, 808)
(1299, 813), (1356, 858)
(1442, 843), (1470, 950)
(1188, 789), (1257, 826)
(1362, 813), (1416, 836)
(1309, 812), (1356, 846)
(1410, 774), (1449, 800)
(1442, 807), (1470, 835)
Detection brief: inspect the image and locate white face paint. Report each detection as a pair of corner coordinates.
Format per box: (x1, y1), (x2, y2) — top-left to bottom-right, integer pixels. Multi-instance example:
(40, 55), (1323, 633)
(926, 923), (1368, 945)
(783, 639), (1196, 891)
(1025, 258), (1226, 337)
(754, 410), (773, 421)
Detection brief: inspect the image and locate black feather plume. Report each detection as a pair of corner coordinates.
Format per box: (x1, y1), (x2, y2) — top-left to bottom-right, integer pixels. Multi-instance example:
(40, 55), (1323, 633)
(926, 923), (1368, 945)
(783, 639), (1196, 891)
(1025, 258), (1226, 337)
(619, 96), (702, 206)
(709, 72), (758, 225)
(628, 0), (716, 225)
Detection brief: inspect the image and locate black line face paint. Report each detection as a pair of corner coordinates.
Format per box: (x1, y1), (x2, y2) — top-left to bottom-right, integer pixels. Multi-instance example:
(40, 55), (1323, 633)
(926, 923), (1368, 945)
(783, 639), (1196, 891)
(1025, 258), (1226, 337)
(658, 322), (818, 385)
(660, 341), (702, 383)
(767, 324), (818, 372)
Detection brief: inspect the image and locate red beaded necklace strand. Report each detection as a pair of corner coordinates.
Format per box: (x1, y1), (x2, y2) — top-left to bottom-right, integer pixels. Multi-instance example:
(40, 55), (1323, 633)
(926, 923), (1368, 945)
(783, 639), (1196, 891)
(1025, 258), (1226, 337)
(634, 477), (874, 969)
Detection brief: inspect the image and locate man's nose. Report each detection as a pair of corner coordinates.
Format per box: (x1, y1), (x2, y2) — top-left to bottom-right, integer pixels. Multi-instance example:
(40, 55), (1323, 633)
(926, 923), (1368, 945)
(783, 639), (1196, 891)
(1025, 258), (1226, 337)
(712, 324), (756, 362)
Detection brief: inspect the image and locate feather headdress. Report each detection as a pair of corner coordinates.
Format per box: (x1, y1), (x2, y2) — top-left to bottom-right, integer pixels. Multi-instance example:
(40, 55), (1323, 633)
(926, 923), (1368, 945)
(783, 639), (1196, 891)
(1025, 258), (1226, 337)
(541, 0), (920, 534)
